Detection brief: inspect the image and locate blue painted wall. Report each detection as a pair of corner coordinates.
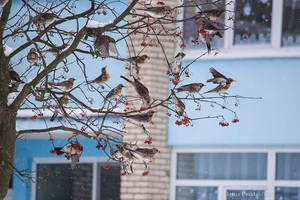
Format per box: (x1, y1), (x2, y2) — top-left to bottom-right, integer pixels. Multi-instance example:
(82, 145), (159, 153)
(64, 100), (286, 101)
(168, 58), (300, 146)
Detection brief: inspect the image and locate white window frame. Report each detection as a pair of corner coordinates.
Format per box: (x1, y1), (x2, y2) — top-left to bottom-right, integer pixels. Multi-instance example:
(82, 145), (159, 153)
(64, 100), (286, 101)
(180, 0), (300, 60)
(170, 147), (300, 200)
(31, 157), (118, 200)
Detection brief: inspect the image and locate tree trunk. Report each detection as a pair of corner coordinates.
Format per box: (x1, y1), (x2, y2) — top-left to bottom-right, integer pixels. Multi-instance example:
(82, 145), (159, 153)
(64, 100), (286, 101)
(0, 109), (16, 200)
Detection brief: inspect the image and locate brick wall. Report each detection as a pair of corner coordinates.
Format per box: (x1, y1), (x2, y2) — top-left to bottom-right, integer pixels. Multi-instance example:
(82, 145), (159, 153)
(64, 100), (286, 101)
(121, 1), (178, 199)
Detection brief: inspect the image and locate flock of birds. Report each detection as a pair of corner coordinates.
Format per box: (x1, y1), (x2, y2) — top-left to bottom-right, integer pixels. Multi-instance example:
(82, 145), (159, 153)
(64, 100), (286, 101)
(5, 3), (235, 173)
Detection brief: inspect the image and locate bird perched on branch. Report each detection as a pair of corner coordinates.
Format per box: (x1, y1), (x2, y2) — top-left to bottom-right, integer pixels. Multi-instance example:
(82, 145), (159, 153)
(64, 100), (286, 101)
(205, 67), (235, 95)
(88, 66), (110, 87)
(50, 94), (69, 121)
(171, 89), (185, 117)
(120, 75), (151, 108)
(9, 68), (25, 84)
(176, 83), (206, 95)
(49, 78), (76, 92)
(124, 110), (155, 124)
(136, 5), (172, 18)
(94, 35), (119, 58)
(54, 142), (83, 169)
(31, 13), (58, 25)
(195, 8), (225, 20)
(198, 21), (223, 54)
(170, 52), (185, 83)
(27, 48), (39, 65)
(44, 44), (69, 55)
(105, 84), (124, 102)
(127, 55), (150, 66)
(131, 147), (160, 173)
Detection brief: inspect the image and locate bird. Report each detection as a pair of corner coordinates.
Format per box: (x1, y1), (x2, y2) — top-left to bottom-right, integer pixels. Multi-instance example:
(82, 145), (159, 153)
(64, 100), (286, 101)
(124, 110), (155, 124)
(131, 147), (160, 161)
(105, 84), (124, 102)
(198, 21), (223, 54)
(170, 52), (185, 83)
(0, 0), (9, 7)
(44, 44), (69, 55)
(94, 35), (119, 58)
(176, 83), (206, 94)
(27, 48), (39, 65)
(205, 67), (235, 95)
(127, 55), (150, 66)
(120, 75), (151, 108)
(89, 66), (110, 86)
(54, 142), (83, 169)
(171, 89), (185, 117)
(31, 13), (58, 25)
(49, 78), (76, 92)
(195, 8), (225, 20)
(9, 68), (25, 84)
(136, 6), (172, 18)
(50, 94), (69, 121)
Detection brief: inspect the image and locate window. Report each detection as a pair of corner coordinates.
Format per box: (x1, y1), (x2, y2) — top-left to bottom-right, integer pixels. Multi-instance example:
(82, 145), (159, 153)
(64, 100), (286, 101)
(32, 158), (120, 200)
(181, 0), (300, 59)
(170, 148), (300, 200)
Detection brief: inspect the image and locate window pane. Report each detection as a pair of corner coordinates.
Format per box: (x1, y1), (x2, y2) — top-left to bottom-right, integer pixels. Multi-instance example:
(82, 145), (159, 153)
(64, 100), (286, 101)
(177, 153), (267, 180)
(275, 187), (300, 200)
(176, 186), (217, 200)
(234, 0), (272, 45)
(281, 0), (300, 47)
(36, 163), (93, 200)
(98, 164), (121, 200)
(227, 190), (264, 200)
(276, 153), (300, 180)
(183, 0), (224, 50)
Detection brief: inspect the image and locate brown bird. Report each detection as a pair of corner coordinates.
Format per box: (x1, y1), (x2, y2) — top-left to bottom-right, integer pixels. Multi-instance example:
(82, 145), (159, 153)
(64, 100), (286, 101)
(132, 147), (160, 161)
(127, 55), (150, 66)
(89, 66), (110, 86)
(170, 52), (185, 83)
(27, 48), (39, 65)
(195, 8), (225, 20)
(105, 84), (124, 102)
(49, 78), (76, 92)
(205, 67), (235, 95)
(171, 89), (185, 117)
(120, 75), (151, 108)
(207, 67), (234, 85)
(176, 83), (206, 94)
(198, 21), (223, 54)
(94, 35), (119, 58)
(44, 44), (69, 55)
(54, 142), (83, 170)
(124, 110), (155, 124)
(9, 68), (25, 84)
(32, 13), (58, 25)
(50, 94), (69, 121)
(136, 6), (172, 18)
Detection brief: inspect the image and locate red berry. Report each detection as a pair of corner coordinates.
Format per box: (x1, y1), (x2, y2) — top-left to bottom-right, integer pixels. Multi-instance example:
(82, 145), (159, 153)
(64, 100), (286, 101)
(50, 150), (56, 154)
(103, 165), (111, 170)
(142, 171), (149, 176)
(121, 172), (127, 176)
(37, 186), (41, 190)
(32, 115), (38, 119)
(157, 1), (165, 5)
(102, 10), (107, 15)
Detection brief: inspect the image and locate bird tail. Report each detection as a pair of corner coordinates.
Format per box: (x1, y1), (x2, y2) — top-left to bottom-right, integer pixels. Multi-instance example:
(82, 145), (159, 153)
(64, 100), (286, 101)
(206, 42), (211, 55)
(216, 31), (223, 38)
(175, 88), (184, 93)
(206, 78), (214, 83)
(120, 75), (132, 83)
(54, 147), (64, 155)
(50, 110), (58, 121)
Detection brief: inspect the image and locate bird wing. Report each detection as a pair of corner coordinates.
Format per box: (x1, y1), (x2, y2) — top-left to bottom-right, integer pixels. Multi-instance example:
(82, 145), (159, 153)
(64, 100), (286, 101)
(134, 79), (150, 102)
(95, 37), (109, 58)
(109, 42), (120, 56)
(209, 67), (228, 79)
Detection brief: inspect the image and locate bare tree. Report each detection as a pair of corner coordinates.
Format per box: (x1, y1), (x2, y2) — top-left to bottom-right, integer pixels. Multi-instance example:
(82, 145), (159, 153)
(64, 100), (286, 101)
(0, 0), (259, 198)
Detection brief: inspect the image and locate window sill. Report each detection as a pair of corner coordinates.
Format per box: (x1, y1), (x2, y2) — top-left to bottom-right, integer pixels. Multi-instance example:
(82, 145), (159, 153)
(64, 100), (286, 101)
(183, 47), (300, 60)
